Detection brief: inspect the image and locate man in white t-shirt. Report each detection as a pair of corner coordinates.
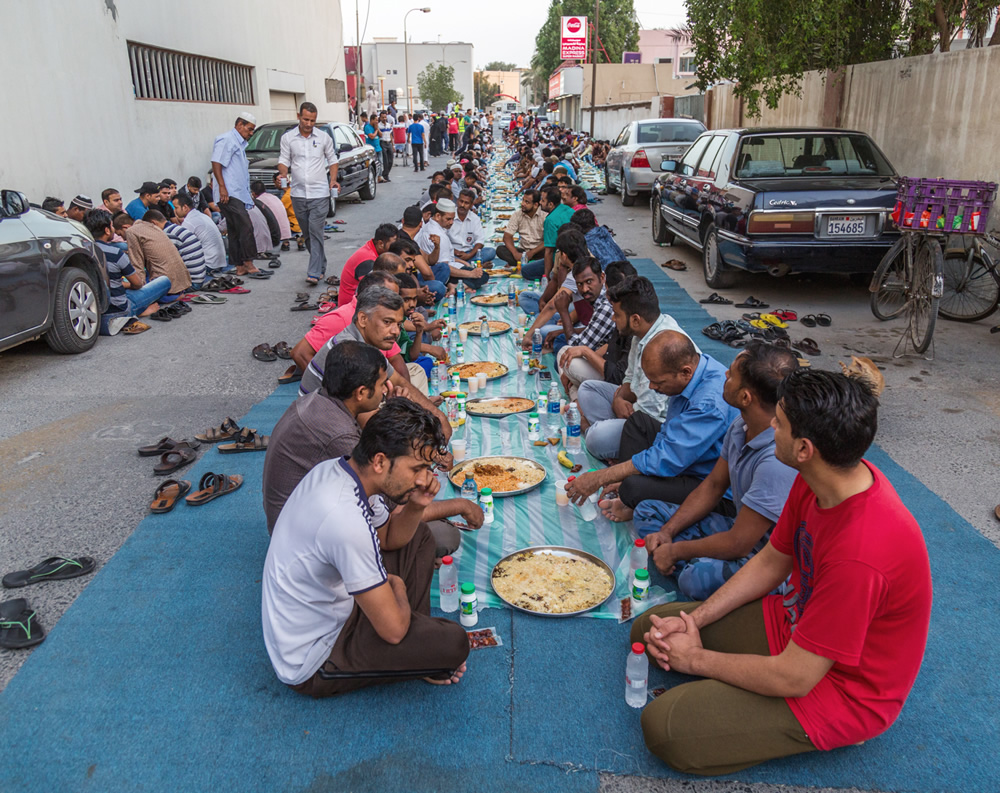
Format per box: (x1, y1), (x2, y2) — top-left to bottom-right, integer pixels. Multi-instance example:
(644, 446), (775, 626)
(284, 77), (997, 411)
(448, 189), (495, 264)
(262, 398), (469, 697)
(378, 110), (395, 182)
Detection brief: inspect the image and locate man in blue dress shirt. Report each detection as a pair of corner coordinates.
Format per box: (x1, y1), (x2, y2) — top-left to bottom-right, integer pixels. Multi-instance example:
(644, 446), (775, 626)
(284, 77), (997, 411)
(211, 112), (262, 276)
(565, 330), (738, 521)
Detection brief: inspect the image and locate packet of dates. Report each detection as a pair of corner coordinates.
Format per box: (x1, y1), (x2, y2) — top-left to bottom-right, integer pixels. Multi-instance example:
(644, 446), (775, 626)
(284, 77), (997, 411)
(467, 627), (503, 650)
(615, 588), (677, 624)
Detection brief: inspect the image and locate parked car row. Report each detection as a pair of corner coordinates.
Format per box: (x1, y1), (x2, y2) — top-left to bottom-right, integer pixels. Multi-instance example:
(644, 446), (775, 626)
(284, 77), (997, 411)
(607, 123), (901, 288)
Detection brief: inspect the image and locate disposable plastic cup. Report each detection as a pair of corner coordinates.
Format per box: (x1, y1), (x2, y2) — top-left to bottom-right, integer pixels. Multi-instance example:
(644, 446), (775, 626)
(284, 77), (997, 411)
(476, 372), (488, 389)
(452, 438), (467, 461)
(555, 480), (569, 507)
(459, 327), (469, 342)
(561, 427), (567, 445)
(515, 351), (524, 368)
(467, 378), (479, 395)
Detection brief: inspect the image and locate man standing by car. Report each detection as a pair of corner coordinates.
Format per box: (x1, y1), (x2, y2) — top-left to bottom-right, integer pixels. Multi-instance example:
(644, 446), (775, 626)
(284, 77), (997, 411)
(378, 110), (394, 182)
(212, 112), (263, 277)
(278, 102), (340, 287)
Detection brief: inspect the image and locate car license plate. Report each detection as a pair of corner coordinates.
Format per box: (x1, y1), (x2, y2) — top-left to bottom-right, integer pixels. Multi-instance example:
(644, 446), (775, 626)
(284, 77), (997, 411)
(827, 215), (867, 236)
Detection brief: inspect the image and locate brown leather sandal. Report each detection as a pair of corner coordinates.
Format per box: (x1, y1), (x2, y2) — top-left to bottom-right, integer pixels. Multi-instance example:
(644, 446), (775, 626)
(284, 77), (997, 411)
(185, 472), (243, 506)
(150, 479), (192, 513)
(218, 428), (269, 454)
(153, 444), (198, 475)
(195, 417), (247, 443)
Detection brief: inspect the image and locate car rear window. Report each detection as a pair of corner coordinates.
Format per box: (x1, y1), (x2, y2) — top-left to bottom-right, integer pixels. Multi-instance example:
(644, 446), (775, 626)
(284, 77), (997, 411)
(734, 134), (894, 178)
(636, 122), (705, 144)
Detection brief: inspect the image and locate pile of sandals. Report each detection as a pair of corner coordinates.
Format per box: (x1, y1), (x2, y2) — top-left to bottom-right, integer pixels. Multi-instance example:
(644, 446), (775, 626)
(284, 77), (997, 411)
(201, 274), (252, 294)
(141, 418), (268, 515)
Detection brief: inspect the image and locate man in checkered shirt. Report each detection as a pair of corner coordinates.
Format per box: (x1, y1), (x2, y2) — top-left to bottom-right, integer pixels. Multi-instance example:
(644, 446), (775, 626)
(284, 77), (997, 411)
(553, 255), (615, 367)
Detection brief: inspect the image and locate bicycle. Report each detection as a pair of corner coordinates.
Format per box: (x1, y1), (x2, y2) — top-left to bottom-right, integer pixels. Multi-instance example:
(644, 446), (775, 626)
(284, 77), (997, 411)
(869, 177), (998, 354)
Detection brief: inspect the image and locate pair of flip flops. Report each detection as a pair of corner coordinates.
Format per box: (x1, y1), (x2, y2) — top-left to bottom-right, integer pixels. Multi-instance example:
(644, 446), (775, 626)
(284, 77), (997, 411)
(325, 275), (341, 286)
(743, 313), (789, 329)
(800, 314), (832, 328)
(150, 473), (243, 512)
(252, 342), (291, 362)
(218, 427), (269, 453)
(148, 302), (190, 321)
(190, 294), (227, 305)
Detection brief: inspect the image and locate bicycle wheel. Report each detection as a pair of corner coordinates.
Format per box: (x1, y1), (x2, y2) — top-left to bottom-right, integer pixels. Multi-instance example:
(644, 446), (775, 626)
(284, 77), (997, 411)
(869, 236), (908, 320)
(908, 236), (943, 353)
(939, 247), (1000, 322)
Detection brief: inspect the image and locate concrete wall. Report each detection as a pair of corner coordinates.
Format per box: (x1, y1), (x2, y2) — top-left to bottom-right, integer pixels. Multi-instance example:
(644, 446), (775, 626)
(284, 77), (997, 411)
(361, 41), (474, 112)
(481, 70), (524, 104)
(0, 0), (348, 204)
(707, 47), (1000, 185)
(582, 63), (698, 108)
(585, 100), (658, 140)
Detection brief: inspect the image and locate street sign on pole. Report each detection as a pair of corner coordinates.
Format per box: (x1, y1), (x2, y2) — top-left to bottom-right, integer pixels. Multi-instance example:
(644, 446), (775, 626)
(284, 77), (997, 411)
(560, 16), (588, 60)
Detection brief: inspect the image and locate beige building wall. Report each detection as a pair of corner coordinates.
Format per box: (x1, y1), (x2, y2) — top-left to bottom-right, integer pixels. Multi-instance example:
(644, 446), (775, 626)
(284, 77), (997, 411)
(0, 0), (348, 203)
(706, 47), (1000, 188)
(481, 70), (524, 103)
(582, 63), (700, 108)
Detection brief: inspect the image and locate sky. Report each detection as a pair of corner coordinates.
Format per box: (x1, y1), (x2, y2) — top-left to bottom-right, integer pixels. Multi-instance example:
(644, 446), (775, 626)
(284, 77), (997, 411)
(339, 0), (688, 70)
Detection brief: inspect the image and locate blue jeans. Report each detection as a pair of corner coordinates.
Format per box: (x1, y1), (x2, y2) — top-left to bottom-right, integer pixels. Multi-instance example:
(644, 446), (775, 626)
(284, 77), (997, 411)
(453, 263), (490, 290)
(519, 290), (541, 316)
(125, 276), (172, 315)
(521, 258), (546, 280)
(418, 261), (451, 303)
(633, 500), (757, 601)
(577, 380), (626, 460)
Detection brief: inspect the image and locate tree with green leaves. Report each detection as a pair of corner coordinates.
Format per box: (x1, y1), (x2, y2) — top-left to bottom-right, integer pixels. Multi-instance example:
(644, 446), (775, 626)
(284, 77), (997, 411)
(416, 63), (462, 112)
(687, 0), (998, 117)
(530, 0), (639, 83)
(474, 72), (503, 109)
(484, 61), (518, 71)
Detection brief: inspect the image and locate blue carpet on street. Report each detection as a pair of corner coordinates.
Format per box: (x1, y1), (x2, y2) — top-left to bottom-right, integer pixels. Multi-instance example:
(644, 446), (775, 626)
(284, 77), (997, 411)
(0, 259), (997, 793)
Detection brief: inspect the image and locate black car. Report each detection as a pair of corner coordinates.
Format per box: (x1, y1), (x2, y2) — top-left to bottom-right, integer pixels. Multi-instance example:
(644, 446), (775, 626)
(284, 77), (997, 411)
(0, 190), (110, 354)
(651, 127), (900, 288)
(244, 121), (379, 207)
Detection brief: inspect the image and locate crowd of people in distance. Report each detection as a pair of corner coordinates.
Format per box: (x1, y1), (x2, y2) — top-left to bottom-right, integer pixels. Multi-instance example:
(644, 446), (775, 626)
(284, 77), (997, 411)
(256, 109), (932, 780)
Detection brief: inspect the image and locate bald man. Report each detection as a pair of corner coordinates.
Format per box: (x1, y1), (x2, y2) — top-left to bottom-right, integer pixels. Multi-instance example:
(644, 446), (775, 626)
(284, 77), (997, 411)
(565, 331), (738, 522)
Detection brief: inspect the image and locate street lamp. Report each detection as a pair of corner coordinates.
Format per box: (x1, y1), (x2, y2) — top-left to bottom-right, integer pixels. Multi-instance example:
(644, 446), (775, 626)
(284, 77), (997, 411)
(404, 7), (431, 113)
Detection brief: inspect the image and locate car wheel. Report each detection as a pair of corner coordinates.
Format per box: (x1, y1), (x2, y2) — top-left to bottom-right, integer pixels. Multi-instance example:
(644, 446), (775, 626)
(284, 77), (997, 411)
(359, 167), (377, 201)
(651, 195), (675, 245)
(702, 225), (736, 289)
(44, 266), (100, 354)
(620, 171), (636, 207)
(604, 164), (618, 194)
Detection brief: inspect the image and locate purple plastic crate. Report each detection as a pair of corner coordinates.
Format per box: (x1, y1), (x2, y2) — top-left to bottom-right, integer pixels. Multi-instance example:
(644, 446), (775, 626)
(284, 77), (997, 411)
(894, 177), (997, 234)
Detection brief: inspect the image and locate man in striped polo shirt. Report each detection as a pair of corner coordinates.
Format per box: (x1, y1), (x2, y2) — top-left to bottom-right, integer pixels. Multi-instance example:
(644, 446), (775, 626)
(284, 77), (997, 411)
(161, 216), (208, 288)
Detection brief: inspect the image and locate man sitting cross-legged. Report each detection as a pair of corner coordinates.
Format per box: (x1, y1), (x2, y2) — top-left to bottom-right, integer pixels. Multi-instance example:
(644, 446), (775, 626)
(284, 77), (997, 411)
(263, 341), (481, 556)
(263, 398), (471, 697)
(630, 369), (932, 775)
(574, 276), (695, 462)
(565, 330), (736, 520)
(634, 341), (800, 600)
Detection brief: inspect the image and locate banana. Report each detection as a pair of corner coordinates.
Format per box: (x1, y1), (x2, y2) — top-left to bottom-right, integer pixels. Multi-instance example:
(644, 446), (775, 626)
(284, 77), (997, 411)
(557, 450), (574, 469)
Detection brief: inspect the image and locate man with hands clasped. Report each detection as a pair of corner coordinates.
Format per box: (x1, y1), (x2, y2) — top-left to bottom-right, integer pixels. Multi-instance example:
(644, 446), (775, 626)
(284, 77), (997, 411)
(629, 370), (932, 776)
(636, 341), (800, 600)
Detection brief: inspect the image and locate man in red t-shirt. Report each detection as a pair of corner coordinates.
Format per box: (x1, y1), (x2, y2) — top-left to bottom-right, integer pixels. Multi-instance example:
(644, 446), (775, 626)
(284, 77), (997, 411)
(630, 369), (932, 776)
(336, 223), (398, 307)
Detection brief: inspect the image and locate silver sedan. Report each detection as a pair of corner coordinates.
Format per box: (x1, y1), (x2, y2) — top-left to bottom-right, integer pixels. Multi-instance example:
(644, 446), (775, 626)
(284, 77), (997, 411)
(604, 118), (706, 206)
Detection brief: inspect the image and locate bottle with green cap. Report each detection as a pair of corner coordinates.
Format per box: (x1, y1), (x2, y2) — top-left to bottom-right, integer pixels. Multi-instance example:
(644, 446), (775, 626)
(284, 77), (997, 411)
(527, 412), (540, 440)
(460, 582), (478, 627)
(480, 487), (494, 524)
(631, 568), (650, 604)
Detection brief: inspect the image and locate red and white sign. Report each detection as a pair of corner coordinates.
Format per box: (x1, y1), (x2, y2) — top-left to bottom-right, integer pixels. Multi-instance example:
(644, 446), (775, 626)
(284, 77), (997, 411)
(560, 16), (588, 60)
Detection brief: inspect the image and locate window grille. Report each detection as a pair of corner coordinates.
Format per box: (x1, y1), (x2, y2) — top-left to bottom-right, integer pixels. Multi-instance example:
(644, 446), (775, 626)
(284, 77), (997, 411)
(127, 41), (254, 105)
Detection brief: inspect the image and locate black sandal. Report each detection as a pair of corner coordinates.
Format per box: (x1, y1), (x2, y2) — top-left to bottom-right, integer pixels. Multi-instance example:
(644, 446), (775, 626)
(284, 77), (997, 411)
(138, 437), (201, 457)
(0, 599), (45, 649)
(2, 556), (97, 588)
(699, 292), (733, 305)
(800, 314), (818, 328)
(735, 296), (770, 308)
(815, 313), (832, 326)
(273, 341), (292, 359)
(148, 308), (173, 321)
(253, 344), (277, 362)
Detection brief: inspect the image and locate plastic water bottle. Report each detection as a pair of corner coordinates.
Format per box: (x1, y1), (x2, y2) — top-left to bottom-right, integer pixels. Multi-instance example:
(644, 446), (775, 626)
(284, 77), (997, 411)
(547, 382), (561, 423)
(532, 329), (543, 356)
(481, 317), (490, 339)
(630, 538), (647, 578)
(461, 471), (478, 501)
(457, 282), (465, 304)
(439, 555), (459, 612)
(508, 281), (517, 307)
(460, 582), (478, 627)
(566, 402), (582, 452)
(626, 642), (649, 707)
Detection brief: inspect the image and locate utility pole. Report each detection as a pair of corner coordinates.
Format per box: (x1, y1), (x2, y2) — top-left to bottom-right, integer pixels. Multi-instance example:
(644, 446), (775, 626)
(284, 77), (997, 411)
(355, 0), (362, 119)
(589, 0), (598, 136)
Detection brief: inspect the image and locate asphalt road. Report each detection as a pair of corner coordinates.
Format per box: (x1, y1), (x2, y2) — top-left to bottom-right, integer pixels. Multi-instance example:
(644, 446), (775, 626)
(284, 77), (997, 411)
(1, 137), (998, 793)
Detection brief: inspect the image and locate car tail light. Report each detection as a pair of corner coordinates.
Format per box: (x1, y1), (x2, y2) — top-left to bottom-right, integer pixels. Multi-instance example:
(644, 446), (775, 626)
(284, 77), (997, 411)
(746, 211), (815, 234)
(631, 149), (650, 169)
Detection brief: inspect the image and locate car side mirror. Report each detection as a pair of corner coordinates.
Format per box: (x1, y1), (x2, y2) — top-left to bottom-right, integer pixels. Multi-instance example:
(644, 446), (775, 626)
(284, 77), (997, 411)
(337, 143), (353, 155)
(1, 190), (29, 218)
(659, 160), (677, 173)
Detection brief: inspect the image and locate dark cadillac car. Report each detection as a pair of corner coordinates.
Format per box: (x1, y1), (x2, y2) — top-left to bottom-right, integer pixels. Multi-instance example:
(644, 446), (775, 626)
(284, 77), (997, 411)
(0, 190), (109, 354)
(245, 121), (380, 205)
(650, 127), (900, 288)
